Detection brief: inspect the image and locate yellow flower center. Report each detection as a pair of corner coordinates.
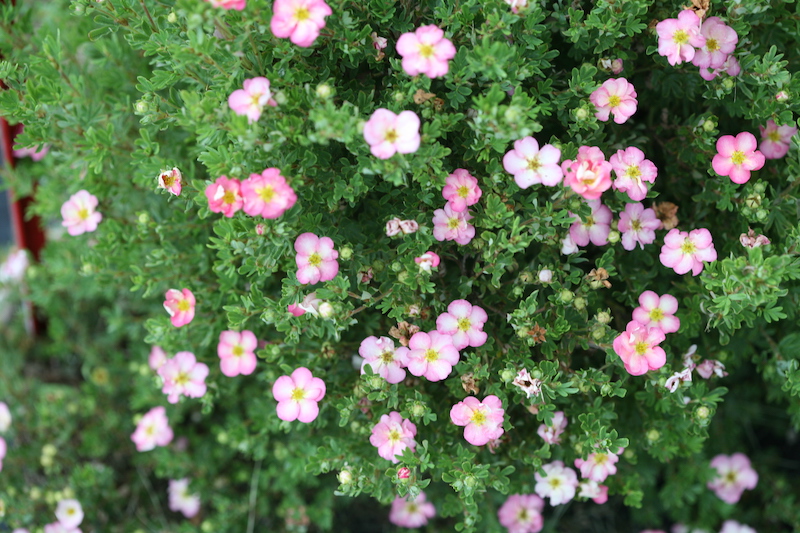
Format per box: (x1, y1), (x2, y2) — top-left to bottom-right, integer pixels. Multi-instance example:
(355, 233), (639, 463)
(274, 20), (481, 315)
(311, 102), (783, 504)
(407, 503), (419, 513)
(518, 509), (529, 521)
(608, 95), (621, 108)
(385, 129), (399, 143)
(78, 208), (90, 220)
(768, 131), (781, 142)
(634, 341), (649, 355)
(585, 215), (595, 227)
(388, 429), (401, 441)
(175, 372), (189, 386)
(457, 317), (471, 331)
(232, 345), (244, 357)
(66, 508), (76, 516)
(631, 219), (642, 231)
(731, 150), (746, 165)
(425, 348), (439, 362)
(626, 165), (641, 179)
(146, 425), (155, 436)
(419, 43), (435, 59)
(457, 185), (470, 198)
(291, 387), (305, 401)
(447, 217), (460, 229)
(527, 157), (541, 171)
(548, 477), (562, 488)
(250, 93), (263, 107)
(259, 185), (275, 203)
(295, 7), (310, 21)
(308, 253), (322, 266)
(177, 299), (191, 312)
(161, 174), (175, 187)
(594, 453), (608, 465)
(724, 471), (737, 484)
(470, 410), (486, 425)
(673, 29), (689, 45)
(223, 190), (237, 204)
(649, 308), (664, 321)
(706, 38), (719, 52)
(380, 350), (394, 363)
(680, 239), (697, 255)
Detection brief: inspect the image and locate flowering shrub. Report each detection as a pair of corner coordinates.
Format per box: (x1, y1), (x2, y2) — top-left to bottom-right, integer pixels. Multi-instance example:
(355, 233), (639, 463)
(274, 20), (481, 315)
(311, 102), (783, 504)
(2, 0), (800, 531)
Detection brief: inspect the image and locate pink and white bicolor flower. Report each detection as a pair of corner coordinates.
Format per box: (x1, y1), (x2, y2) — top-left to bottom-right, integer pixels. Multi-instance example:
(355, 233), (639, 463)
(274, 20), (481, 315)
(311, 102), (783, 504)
(537, 410), (567, 444)
(130, 406), (173, 452)
(61, 190), (103, 236)
(158, 352), (209, 404)
(759, 119), (797, 160)
(168, 478), (201, 518)
(369, 411), (417, 463)
(163, 288), (196, 328)
(632, 291), (680, 334)
(406, 331), (460, 382)
(55, 499), (84, 530)
(272, 367), (326, 423)
(228, 77), (276, 123)
(497, 493), (544, 533)
(659, 228), (717, 276)
(205, 176), (243, 217)
(612, 320), (667, 376)
(270, 0), (332, 48)
(574, 450), (620, 483)
(450, 395), (505, 446)
(432, 204), (475, 245)
(502, 136), (563, 189)
(389, 492), (436, 528)
(359, 336), (409, 384)
(568, 199), (612, 247)
(435, 299), (488, 350)
(217, 330), (258, 377)
(363, 109), (421, 159)
(534, 460), (579, 506)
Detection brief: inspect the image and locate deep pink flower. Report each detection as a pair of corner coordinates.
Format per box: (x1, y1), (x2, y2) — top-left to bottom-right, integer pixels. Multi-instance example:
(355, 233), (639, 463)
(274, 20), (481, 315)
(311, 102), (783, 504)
(692, 17), (738, 69)
(534, 460), (579, 506)
(288, 292), (321, 316)
(272, 367), (326, 423)
(707, 453), (758, 504)
(568, 199), (612, 247)
(218, 330), (258, 377)
(432, 204), (475, 245)
(561, 145), (613, 200)
(435, 299), (488, 350)
(497, 494), (544, 533)
(228, 77), (275, 123)
(397, 467), (410, 479)
(656, 10), (705, 66)
(712, 132), (765, 184)
(450, 395), (505, 446)
(363, 109), (421, 159)
(168, 478), (201, 518)
(443, 168), (482, 212)
(369, 411), (417, 463)
(294, 232), (339, 285)
(659, 228), (717, 276)
(206, 0), (246, 9)
(537, 410), (567, 444)
(719, 520), (756, 533)
(157, 167), (183, 196)
(148, 346), (168, 371)
(406, 331), (460, 382)
(389, 492), (435, 528)
(502, 137), (563, 188)
(618, 203), (661, 251)
(55, 499), (84, 529)
(205, 176), (243, 217)
(632, 290), (680, 334)
(163, 288), (196, 328)
(158, 352), (209, 404)
(241, 168), (297, 218)
(759, 119), (797, 159)
(396, 25), (456, 78)
(578, 480), (609, 504)
(61, 190), (102, 236)
(612, 320), (667, 376)
(415, 251), (441, 272)
(590, 78), (638, 124)
(270, 0), (331, 48)
(574, 450), (620, 483)
(131, 406), (173, 452)
(359, 336), (409, 384)
(610, 147), (657, 201)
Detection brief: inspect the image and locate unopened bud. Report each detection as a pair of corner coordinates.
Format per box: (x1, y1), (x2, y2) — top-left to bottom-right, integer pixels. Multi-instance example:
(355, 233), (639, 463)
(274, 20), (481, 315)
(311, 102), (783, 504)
(591, 327), (605, 341)
(575, 107), (589, 120)
(745, 194), (762, 208)
(538, 269), (553, 283)
(607, 230), (620, 244)
(318, 302), (334, 318)
(316, 83), (332, 99)
(646, 429), (660, 442)
(573, 296), (586, 310)
(134, 100), (149, 114)
(559, 289), (574, 303)
(397, 467), (411, 480)
(167, 11), (177, 23)
(776, 90), (789, 102)
(411, 402), (426, 418)
(695, 406), (711, 419)
(703, 118), (716, 132)
(755, 209), (767, 221)
(596, 311), (611, 324)
(337, 470), (353, 485)
(339, 246), (353, 260)
(500, 369), (516, 382)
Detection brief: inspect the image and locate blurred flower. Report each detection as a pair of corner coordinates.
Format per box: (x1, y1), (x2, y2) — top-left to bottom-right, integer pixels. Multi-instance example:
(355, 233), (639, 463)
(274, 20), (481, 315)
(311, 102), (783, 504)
(228, 77), (275, 123)
(389, 492), (435, 528)
(205, 0), (246, 9)
(0, 402), (10, 432)
(396, 25), (456, 78)
(415, 251), (441, 272)
(157, 167), (182, 196)
(205, 176), (243, 217)
(55, 499), (84, 529)
(270, 0), (331, 48)
(707, 453), (758, 504)
(574, 450), (620, 483)
(168, 479), (200, 518)
(537, 411), (567, 444)
(61, 190), (103, 236)
(758, 119), (797, 159)
(217, 330), (258, 377)
(158, 352), (209, 404)
(497, 493), (544, 533)
(130, 406), (173, 452)
(364, 109), (421, 159)
(534, 460), (579, 505)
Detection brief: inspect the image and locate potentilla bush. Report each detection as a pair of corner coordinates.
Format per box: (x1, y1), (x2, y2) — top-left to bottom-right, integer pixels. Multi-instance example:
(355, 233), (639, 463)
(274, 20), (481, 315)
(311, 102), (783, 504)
(1, 0), (800, 531)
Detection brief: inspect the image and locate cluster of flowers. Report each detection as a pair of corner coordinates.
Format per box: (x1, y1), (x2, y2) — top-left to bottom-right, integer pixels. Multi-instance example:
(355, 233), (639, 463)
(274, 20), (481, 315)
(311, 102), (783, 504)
(613, 290), (679, 376)
(205, 169), (297, 219)
(432, 169), (481, 245)
(664, 344), (728, 393)
(656, 10), (740, 80)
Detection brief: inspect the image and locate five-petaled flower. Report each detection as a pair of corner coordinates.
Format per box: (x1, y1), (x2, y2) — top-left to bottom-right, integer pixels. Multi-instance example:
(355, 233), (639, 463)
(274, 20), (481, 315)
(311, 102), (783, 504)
(228, 77), (276, 123)
(157, 167), (183, 196)
(205, 176), (243, 217)
(55, 499), (84, 530)
(432, 204), (476, 245)
(442, 168), (482, 212)
(370, 411), (417, 463)
(270, 0), (332, 48)
(217, 330), (258, 377)
(712, 132), (766, 184)
(574, 450), (620, 483)
(502, 136), (563, 189)
(130, 406), (173, 452)
(632, 290), (680, 334)
(618, 203), (661, 251)
(241, 167), (297, 219)
(692, 17), (738, 70)
(168, 478), (201, 518)
(415, 251), (441, 272)
(294, 232), (339, 285)
(537, 410), (567, 444)
(435, 299), (488, 350)
(534, 460), (579, 506)
(568, 199), (612, 247)
(656, 9), (706, 66)
(359, 336), (409, 384)
(272, 367), (326, 423)
(163, 288), (196, 328)
(406, 330), (460, 382)
(497, 493), (544, 533)
(561, 146), (613, 200)
(589, 78), (638, 124)
(396, 25), (456, 79)
(609, 147), (657, 201)
(612, 320), (667, 376)
(61, 190), (103, 236)
(707, 453), (758, 504)
(389, 492), (436, 528)
(363, 108), (421, 159)
(759, 119), (797, 159)
(659, 228), (717, 276)
(158, 351), (209, 404)
(450, 395), (505, 446)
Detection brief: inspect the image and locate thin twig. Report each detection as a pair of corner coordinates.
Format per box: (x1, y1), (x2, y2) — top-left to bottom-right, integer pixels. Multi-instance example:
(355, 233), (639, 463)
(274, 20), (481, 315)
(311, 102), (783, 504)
(247, 459), (263, 533)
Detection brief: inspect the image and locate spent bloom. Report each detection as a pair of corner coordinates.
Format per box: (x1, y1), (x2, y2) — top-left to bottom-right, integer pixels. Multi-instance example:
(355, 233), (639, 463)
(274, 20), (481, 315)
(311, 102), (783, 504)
(435, 299), (488, 350)
(512, 369), (542, 399)
(272, 367), (326, 423)
(270, 0), (331, 47)
(665, 367), (693, 393)
(205, 175), (243, 217)
(0, 401), (11, 432)
(696, 359), (728, 379)
(534, 460), (579, 506)
(396, 25), (456, 78)
(432, 204), (475, 245)
(656, 9), (705, 66)
(759, 119), (797, 159)
(294, 232), (339, 285)
(415, 251), (441, 272)
(450, 395), (505, 446)
(443, 168), (482, 212)
(363, 109), (421, 159)
(158, 352), (209, 404)
(130, 406), (173, 452)
(574, 450), (620, 483)
(217, 330), (258, 377)
(568, 199), (612, 247)
(168, 479), (201, 518)
(537, 410), (568, 444)
(288, 292), (321, 317)
(385, 217), (402, 237)
(241, 168), (297, 219)
(692, 17), (738, 70)
(577, 480), (609, 504)
(712, 132), (766, 184)
(613, 320), (667, 376)
(163, 288), (196, 328)
(610, 147), (658, 201)
(61, 190), (103, 236)
(561, 145), (613, 200)
(370, 411), (417, 463)
(589, 78), (638, 124)
(660, 228), (717, 276)
(618, 203), (661, 251)
(632, 291), (680, 334)
(228, 77), (275, 123)
(399, 220), (418, 234)
(708, 453), (758, 504)
(719, 521), (756, 533)
(497, 493), (544, 533)
(740, 228), (771, 248)
(157, 167), (183, 196)
(389, 492), (436, 528)
(359, 336), (409, 384)
(406, 331), (460, 382)
(503, 136), (563, 189)
(55, 499), (84, 530)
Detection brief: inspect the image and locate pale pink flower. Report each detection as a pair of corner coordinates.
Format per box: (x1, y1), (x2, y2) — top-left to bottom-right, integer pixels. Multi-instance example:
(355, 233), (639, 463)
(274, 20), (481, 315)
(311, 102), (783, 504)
(363, 109), (421, 159)
(497, 493), (544, 533)
(12, 529), (30, 533)
(708, 453), (758, 504)
(385, 218), (402, 236)
(288, 292), (321, 316)
(13, 137), (49, 161)
(406, 331), (459, 382)
(432, 204), (475, 245)
(415, 251), (440, 272)
(656, 10), (705, 66)
(443, 168), (482, 212)
(270, 0), (331, 47)
(574, 450), (620, 483)
(157, 167), (183, 196)
(560, 235), (579, 255)
(578, 480), (609, 504)
(218, 330), (258, 377)
(619, 203), (661, 251)
(205, 176), (243, 217)
(450, 395), (505, 446)
(590, 78), (638, 124)
(61, 190), (102, 236)
(512, 369), (542, 399)
(399, 219), (419, 234)
(272, 367), (326, 423)
(168, 478), (201, 518)
(568, 199), (612, 247)
(699, 54), (741, 81)
(665, 367), (693, 393)
(0, 435), (5, 471)
(611, 58), (624, 74)
(43, 524), (80, 533)
(759, 119), (797, 159)
(130, 406), (173, 452)
(396, 25), (456, 78)
(739, 228), (771, 248)
(504, 0), (529, 14)
(712, 132), (765, 184)
(228, 77), (275, 123)
(359, 336), (409, 384)
(537, 411), (567, 444)
(696, 359), (728, 379)
(561, 145), (613, 200)
(632, 291), (680, 334)
(692, 17), (738, 69)
(610, 147), (658, 201)
(0, 401), (10, 432)
(389, 492), (435, 528)
(719, 520), (756, 533)
(371, 32), (387, 51)
(502, 137), (563, 188)
(659, 228), (717, 276)
(241, 168), (297, 218)
(294, 232), (339, 285)
(534, 460), (579, 506)
(435, 299), (488, 350)
(163, 288), (196, 328)
(158, 351), (209, 404)
(206, 0), (246, 9)
(0, 249), (28, 283)
(612, 320), (667, 376)
(55, 499), (84, 529)
(148, 346), (168, 371)
(369, 411), (417, 463)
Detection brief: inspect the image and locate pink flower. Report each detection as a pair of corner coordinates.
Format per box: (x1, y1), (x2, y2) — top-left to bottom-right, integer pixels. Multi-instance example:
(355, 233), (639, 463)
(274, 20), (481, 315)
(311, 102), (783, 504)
(61, 190), (103, 236)
(568, 199), (612, 247)
(696, 359), (728, 379)
(55, 499), (84, 529)
(205, 176), (243, 217)
(148, 346), (168, 371)
(776, 90), (790, 102)
(0, 401), (10, 432)
(168, 478), (201, 518)
(719, 520), (756, 533)
(740, 228), (771, 248)
(163, 288), (196, 328)
(432, 204), (475, 245)
(561, 146), (613, 200)
(659, 228), (717, 276)
(217, 330), (258, 377)
(288, 292), (321, 316)
(612, 320), (667, 376)
(589, 78), (638, 124)
(415, 251), (440, 272)
(205, 0), (246, 9)
(359, 336), (409, 384)
(502, 137), (563, 188)
(406, 331), (460, 382)
(396, 25), (456, 78)
(712, 132), (766, 184)
(699, 54), (741, 81)
(497, 494), (544, 533)
(241, 168), (297, 218)
(228, 77), (275, 123)
(692, 17), (738, 69)
(364, 109), (420, 159)
(578, 480), (609, 504)
(534, 460), (579, 506)
(664, 367), (693, 393)
(560, 235), (579, 255)
(397, 467), (411, 479)
(270, 0), (331, 47)
(294, 232), (339, 285)
(618, 203), (661, 251)
(0, 249), (28, 283)
(13, 139), (49, 161)
(656, 10), (705, 66)
(272, 367), (326, 423)
(610, 147), (658, 201)
(157, 167), (183, 196)
(707, 453), (758, 504)
(371, 32), (388, 51)
(537, 410), (567, 444)
(389, 492), (435, 528)
(399, 219), (418, 234)
(158, 352), (209, 404)
(435, 299), (488, 350)
(759, 119), (797, 159)
(369, 411), (417, 463)
(632, 291), (680, 334)
(43, 524), (80, 533)
(443, 168), (482, 212)
(574, 450), (620, 483)
(449, 395), (505, 446)
(385, 218), (402, 236)
(130, 406), (173, 452)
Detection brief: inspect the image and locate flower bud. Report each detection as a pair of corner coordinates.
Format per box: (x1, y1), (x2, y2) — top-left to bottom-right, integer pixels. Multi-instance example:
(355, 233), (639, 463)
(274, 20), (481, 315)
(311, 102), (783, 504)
(372, 259), (385, 272)
(756, 209), (767, 221)
(538, 269), (553, 283)
(575, 107), (589, 120)
(464, 475), (478, 488)
(607, 230), (620, 244)
(573, 296), (586, 310)
(339, 246), (353, 260)
(217, 432), (229, 444)
(596, 311), (611, 324)
(722, 78), (734, 90)
(559, 289), (574, 303)
(411, 402), (426, 418)
(601, 383), (613, 396)
(397, 467), (411, 480)
(42, 444), (57, 457)
(390, 261), (403, 273)
(776, 90), (789, 102)
(316, 84), (332, 99)
(318, 302), (334, 318)
(753, 182), (767, 194)
(703, 118), (717, 132)
(397, 271), (409, 283)
(338, 469), (353, 485)
(393, 91), (404, 103)
(591, 327), (605, 341)
(695, 406), (711, 420)
(500, 369), (516, 382)
(134, 100), (150, 114)
(745, 194), (762, 208)
(167, 11), (177, 23)
(255, 223), (265, 235)
(646, 429), (660, 442)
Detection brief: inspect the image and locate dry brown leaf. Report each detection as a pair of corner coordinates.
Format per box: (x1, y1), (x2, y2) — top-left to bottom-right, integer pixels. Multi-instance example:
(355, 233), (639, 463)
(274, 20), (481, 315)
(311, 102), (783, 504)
(413, 89), (436, 105)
